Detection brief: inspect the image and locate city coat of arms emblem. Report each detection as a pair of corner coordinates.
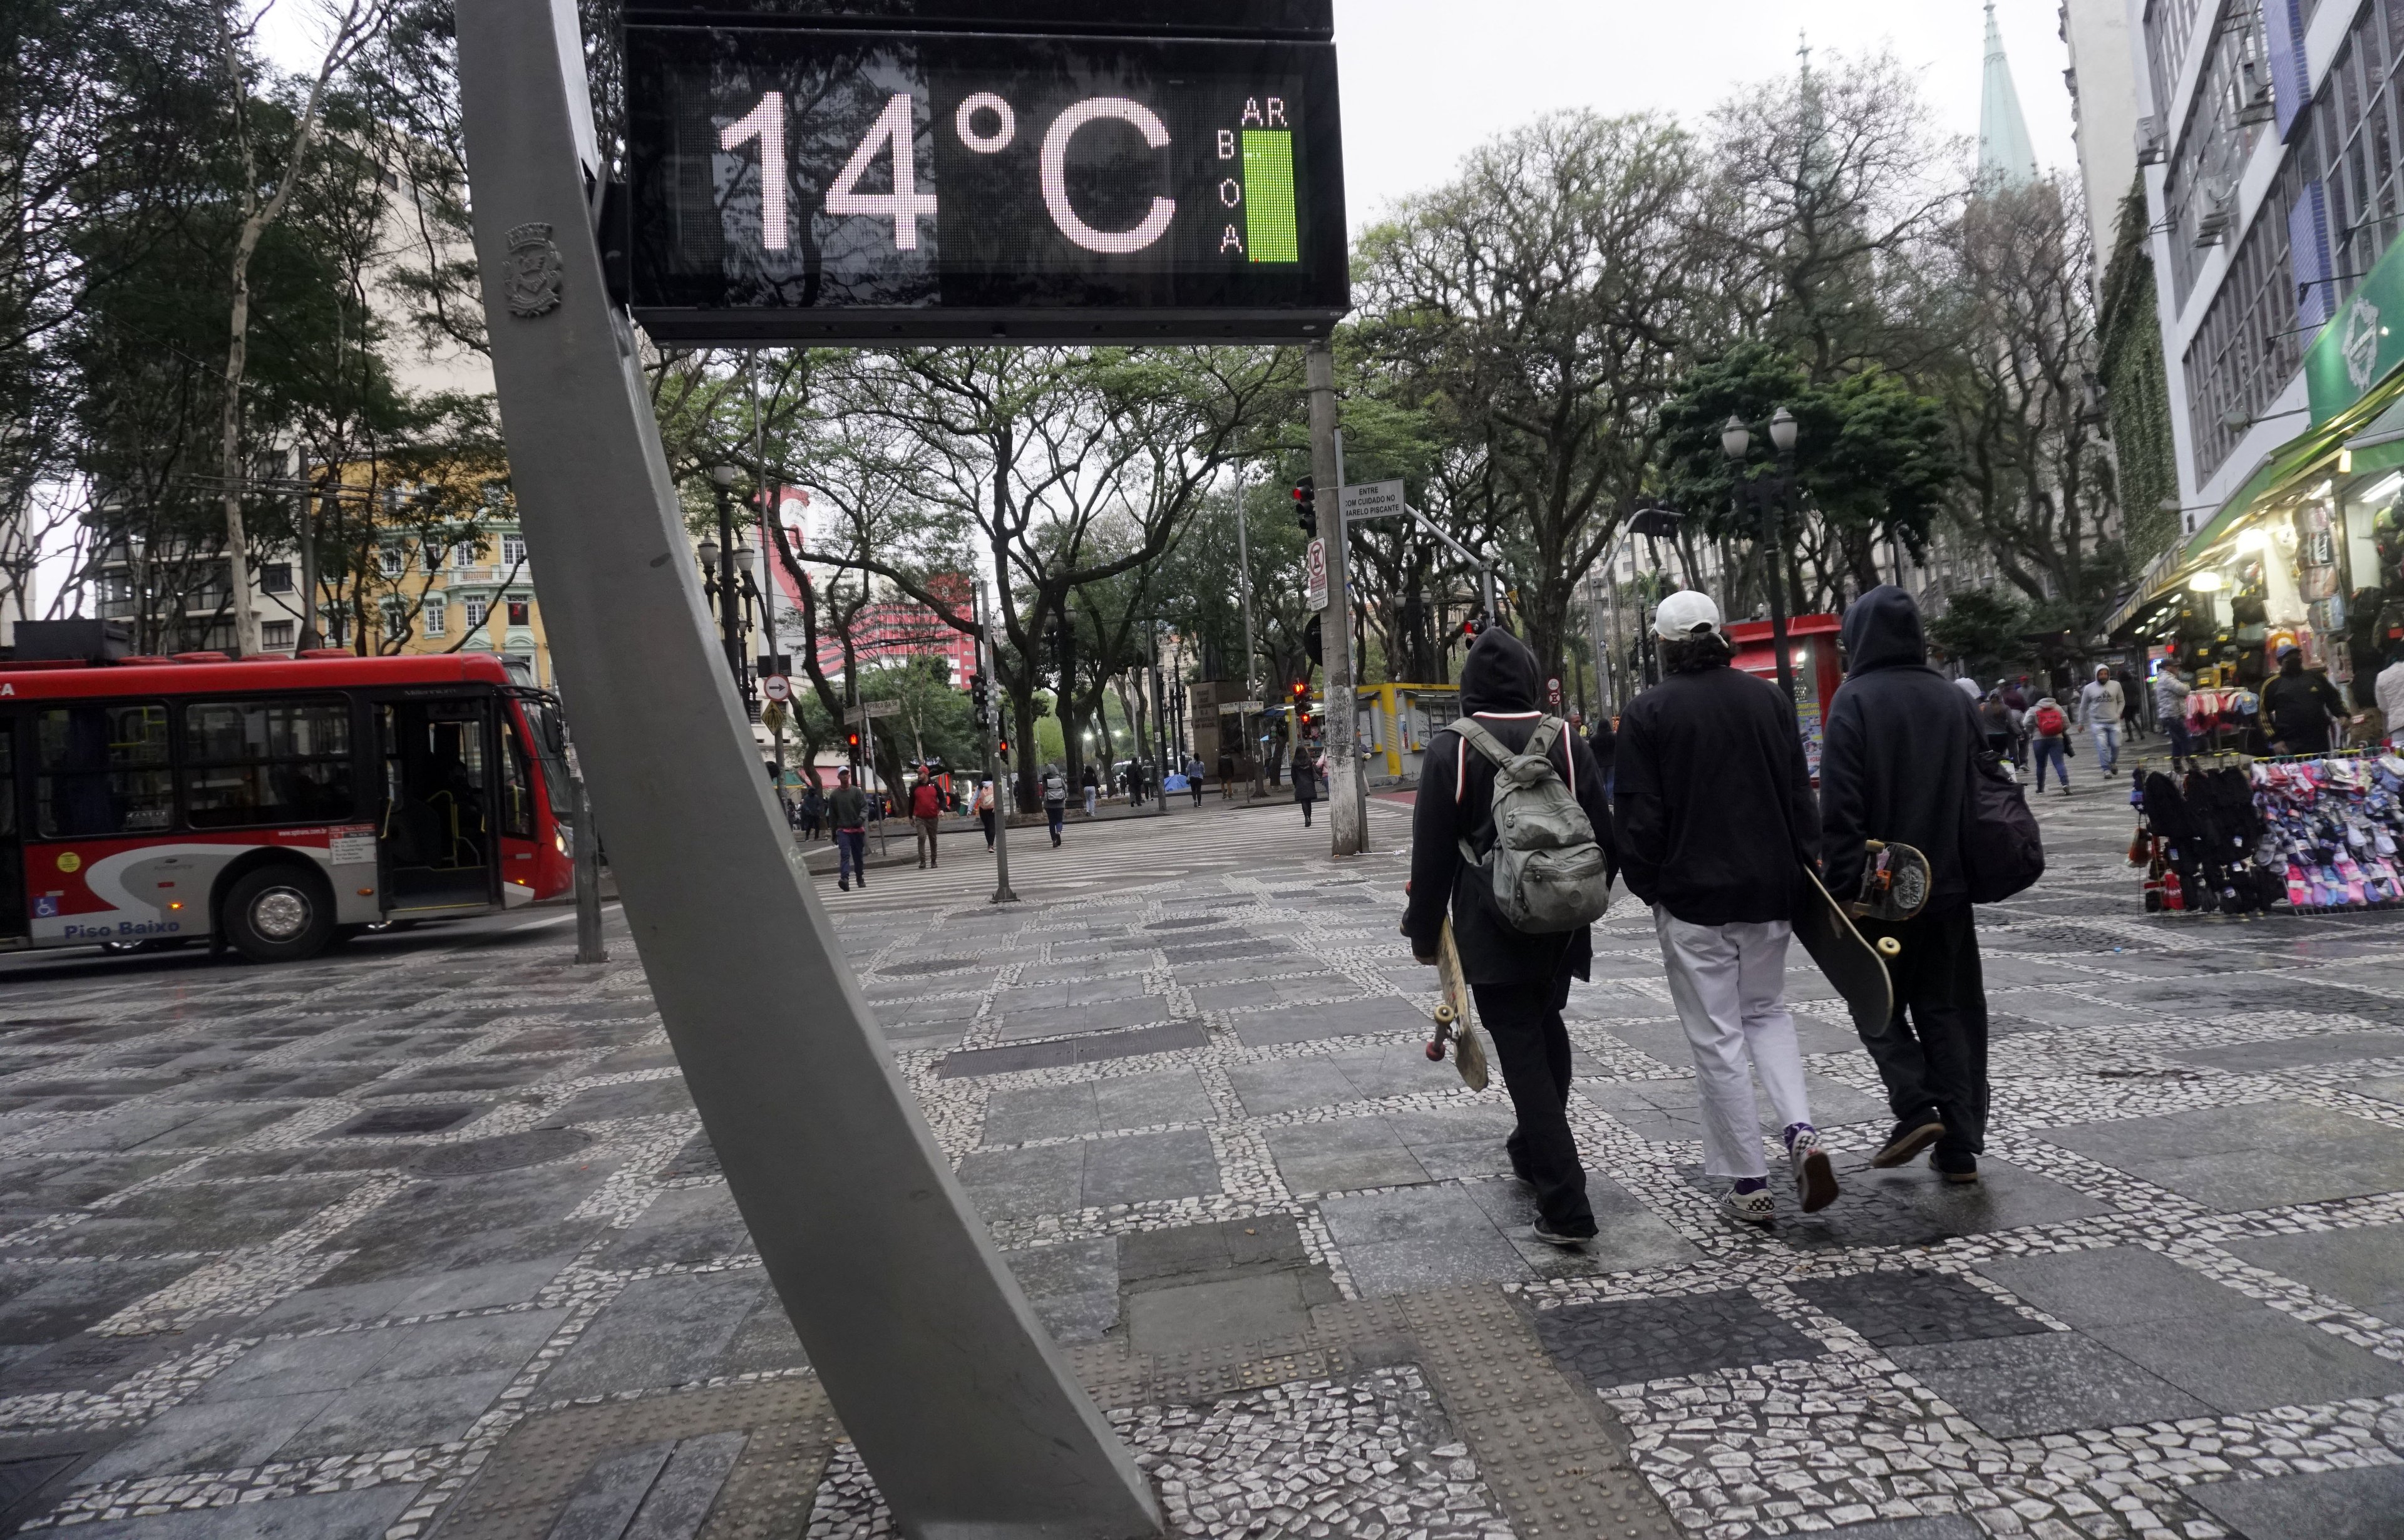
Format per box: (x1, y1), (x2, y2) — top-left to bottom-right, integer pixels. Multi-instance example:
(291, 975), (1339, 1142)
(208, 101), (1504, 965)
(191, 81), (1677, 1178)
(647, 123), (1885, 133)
(504, 222), (562, 318)
(2343, 295), (2382, 392)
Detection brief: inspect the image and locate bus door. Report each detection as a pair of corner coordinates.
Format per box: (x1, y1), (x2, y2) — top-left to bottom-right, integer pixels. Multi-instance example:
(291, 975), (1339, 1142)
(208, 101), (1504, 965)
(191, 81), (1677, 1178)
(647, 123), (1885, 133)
(0, 716), (22, 940)
(377, 696), (499, 910)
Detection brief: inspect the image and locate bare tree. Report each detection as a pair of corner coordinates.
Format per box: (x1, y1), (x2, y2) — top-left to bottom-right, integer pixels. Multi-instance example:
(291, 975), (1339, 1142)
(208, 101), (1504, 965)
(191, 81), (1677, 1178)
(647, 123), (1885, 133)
(212, 0), (391, 655)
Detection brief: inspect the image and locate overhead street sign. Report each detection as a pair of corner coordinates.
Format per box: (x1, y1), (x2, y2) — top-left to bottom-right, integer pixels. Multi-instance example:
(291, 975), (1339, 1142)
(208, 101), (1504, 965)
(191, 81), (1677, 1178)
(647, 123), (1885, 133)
(1216, 699), (1266, 714)
(620, 3), (1348, 344)
(1337, 478), (1405, 523)
(846, 699), (902, 721)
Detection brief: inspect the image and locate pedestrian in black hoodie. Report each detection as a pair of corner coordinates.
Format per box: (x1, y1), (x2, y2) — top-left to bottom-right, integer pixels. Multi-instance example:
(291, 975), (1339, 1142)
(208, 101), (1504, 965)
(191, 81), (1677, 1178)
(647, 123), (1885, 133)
(1819, 585), (1991, 1182)
(1404, 628), (1613, 1247)
(1615, 591), (1835, 1225)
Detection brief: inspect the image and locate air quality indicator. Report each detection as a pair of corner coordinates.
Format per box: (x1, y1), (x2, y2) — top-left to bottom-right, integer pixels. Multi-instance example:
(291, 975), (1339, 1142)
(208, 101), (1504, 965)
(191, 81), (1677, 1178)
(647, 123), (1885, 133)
(1243, 130), (1298, 264)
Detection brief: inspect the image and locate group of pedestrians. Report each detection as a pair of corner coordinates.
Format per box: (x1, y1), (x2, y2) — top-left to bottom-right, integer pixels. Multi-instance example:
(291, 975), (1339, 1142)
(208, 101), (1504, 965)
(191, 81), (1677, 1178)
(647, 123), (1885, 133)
(1405, 587), (2005, 1245)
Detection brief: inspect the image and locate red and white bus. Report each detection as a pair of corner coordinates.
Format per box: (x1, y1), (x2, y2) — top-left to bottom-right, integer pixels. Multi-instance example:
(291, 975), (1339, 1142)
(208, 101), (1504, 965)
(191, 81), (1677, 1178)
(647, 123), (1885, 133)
(0, 652), (576, 962)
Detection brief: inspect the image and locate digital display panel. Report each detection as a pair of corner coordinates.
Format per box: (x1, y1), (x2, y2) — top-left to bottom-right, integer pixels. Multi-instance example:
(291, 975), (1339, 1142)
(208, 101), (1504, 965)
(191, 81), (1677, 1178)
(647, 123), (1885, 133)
(622, 26), (1348, 342)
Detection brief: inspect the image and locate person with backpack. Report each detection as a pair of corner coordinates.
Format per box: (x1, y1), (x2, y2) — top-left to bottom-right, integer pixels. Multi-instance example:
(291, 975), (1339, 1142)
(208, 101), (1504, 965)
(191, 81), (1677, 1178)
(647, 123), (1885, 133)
(973, 779), (997, 851)
(908, 773), (945, 869)
(2025, 696), (2072, 794)
(1615, 592), (1835, 1226)
(1042, 764), (1069, 846)
(1819, 586), (2002, 1186)
(1403, 627), (1614, 1248)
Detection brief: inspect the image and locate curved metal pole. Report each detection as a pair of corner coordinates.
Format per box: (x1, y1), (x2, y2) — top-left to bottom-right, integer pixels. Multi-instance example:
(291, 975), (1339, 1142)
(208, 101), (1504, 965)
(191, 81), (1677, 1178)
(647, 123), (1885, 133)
(454, 4), (1154, 1533)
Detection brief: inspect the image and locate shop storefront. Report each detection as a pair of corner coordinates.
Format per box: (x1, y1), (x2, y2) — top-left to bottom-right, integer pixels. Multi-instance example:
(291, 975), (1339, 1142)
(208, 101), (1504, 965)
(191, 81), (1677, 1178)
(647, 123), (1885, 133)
(2114, 232), (2404, 717)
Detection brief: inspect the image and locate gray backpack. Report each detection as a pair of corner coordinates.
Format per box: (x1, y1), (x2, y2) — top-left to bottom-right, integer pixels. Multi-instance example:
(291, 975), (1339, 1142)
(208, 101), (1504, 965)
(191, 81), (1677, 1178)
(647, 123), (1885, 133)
(1454, 717), (1612, 933)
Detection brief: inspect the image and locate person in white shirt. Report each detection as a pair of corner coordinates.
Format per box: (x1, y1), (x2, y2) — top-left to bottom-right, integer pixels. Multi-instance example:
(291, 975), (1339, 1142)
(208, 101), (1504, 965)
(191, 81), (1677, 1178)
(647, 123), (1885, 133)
(2077, 666), (2124, 774)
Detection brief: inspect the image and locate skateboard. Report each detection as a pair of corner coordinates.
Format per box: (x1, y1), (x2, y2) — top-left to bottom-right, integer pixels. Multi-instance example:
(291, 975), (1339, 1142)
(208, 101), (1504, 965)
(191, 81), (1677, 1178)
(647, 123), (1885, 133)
(1792, 865), (1896, 1038)
(1425, 918), (1491, 1091)
(1847, 841), (1931, 924)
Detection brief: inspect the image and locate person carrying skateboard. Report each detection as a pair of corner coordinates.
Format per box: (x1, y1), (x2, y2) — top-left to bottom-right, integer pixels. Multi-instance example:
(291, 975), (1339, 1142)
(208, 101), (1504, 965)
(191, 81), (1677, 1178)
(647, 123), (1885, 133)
(1403, 627), (1615, 1249)
(1819, 585), (1993, 1184)
(1614, 591), (1837, 1225)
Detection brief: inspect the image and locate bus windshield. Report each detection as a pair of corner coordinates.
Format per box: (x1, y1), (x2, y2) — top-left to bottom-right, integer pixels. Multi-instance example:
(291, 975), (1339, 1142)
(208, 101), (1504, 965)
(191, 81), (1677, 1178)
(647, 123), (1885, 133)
(513, 694), (576, 819)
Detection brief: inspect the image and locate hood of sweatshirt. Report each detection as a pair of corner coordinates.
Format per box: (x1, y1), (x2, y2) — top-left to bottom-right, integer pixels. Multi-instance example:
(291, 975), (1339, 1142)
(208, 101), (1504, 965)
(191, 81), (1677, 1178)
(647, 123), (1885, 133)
(1460, 627), (1542, 714)
(1841, 584), (1929, 675)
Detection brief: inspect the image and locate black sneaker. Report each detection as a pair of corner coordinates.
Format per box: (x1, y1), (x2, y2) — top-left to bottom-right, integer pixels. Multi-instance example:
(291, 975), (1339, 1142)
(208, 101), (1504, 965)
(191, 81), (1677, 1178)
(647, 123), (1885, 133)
(838, 878), (850, 891)
(1530, 1223), (1593, 1250)
(1932, 1151), (1979, 1184)
(1869, 1114), (1945, 1168)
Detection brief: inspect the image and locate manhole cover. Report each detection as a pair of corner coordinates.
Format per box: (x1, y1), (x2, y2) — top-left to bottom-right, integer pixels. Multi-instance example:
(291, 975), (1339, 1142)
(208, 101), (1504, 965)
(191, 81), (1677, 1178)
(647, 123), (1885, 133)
(411, 1127), (594, 1175)
(881, 958), (986, 976)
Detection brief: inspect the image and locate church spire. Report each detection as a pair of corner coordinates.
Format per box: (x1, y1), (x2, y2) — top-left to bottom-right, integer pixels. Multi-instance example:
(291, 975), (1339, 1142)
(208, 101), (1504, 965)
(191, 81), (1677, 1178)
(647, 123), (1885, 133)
(1978, 0), (2040, 189)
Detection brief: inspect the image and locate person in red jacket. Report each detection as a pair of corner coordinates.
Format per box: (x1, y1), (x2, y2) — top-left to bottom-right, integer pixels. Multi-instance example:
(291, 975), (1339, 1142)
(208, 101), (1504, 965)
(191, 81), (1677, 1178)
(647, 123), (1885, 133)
(909, 773), (944, 868)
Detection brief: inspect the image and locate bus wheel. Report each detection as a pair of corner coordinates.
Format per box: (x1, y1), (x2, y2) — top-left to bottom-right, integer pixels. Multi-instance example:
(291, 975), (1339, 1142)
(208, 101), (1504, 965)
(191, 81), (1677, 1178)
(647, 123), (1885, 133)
(222, 865), (336, 963)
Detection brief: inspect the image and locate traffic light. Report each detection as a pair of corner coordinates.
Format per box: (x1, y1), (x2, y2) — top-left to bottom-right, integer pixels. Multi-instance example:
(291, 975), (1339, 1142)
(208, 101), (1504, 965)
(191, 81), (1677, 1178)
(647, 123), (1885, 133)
(1292, 475), (1317, 535)
(969, 670), (990, 717)
(846, 730), (861, 754)
(1290, 678), (1311, 731)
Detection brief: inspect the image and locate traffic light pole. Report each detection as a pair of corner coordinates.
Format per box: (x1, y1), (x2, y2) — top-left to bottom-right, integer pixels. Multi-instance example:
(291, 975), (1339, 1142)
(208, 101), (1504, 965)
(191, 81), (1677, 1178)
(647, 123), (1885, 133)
(977, 585), (1019, 905)
(1308, 342), (1362, 858)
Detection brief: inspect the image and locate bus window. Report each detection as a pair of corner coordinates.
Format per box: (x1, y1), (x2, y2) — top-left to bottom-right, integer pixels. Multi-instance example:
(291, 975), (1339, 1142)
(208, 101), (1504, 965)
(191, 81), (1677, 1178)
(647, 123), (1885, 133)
(501, 718), (535, 839)
(35, 705), (172, 837)
(183, 698), (355, 829)
(514, 697), (575, 818)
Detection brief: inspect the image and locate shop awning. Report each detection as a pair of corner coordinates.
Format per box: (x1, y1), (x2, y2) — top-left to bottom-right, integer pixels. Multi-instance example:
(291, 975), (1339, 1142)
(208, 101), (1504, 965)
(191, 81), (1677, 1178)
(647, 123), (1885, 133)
(2109, 358), (2404, 638)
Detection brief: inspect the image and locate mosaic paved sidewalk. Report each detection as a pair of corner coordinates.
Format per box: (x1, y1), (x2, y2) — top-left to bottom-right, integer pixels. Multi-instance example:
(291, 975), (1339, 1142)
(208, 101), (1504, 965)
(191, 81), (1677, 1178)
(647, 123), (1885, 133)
(1, 772), (2403, 1540)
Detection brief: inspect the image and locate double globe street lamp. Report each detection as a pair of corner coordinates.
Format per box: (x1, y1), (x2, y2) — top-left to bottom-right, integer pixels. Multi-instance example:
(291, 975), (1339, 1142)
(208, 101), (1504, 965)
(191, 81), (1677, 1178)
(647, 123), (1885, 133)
(1721, 407), (1801, 706)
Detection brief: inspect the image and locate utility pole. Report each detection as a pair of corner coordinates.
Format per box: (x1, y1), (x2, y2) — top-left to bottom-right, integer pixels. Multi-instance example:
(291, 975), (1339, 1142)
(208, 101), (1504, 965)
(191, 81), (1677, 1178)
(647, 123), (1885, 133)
(977, 583), (1018, 904)
(1236, 476), (1265, 800)
(1308, 342), (1360, 857)
(572, 767), (607, 964)
(1149, 623), (1169, 818)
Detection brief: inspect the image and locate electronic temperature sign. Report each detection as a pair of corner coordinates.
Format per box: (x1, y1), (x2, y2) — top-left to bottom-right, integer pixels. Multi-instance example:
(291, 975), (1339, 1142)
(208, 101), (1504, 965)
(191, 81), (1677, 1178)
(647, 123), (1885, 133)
(621, 24), (1347, 342)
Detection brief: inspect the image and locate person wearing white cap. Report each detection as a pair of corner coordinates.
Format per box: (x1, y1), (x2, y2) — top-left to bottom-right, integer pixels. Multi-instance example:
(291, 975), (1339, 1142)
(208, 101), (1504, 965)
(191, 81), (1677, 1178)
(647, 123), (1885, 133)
(1614, 590), (1837, 1224)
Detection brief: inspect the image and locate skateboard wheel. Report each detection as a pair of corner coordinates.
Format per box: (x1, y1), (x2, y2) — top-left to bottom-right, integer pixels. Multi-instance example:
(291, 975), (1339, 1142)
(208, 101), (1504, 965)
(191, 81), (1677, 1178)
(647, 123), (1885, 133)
(1433, 1004), (1457, 1025)
(1424, 1041), (1444, 1061)
(1876, 936), (1901, 957)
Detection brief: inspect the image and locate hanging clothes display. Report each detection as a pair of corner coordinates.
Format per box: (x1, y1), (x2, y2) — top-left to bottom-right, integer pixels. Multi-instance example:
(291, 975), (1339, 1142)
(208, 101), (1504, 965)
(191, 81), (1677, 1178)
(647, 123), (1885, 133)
(2135, 752), (2404, 913)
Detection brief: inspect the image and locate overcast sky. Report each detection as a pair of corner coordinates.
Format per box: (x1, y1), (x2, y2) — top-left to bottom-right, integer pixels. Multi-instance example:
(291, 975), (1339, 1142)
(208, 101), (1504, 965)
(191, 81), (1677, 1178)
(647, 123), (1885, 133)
(253, 0), (2085, 227)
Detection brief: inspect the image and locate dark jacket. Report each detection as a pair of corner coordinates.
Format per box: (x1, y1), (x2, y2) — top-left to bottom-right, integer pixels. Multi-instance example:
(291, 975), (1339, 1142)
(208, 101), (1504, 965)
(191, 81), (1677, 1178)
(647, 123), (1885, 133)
(1404, 630), (1614, 985)
(1586, 717), (1616, 778)
(1614, 650), (1817, 927)
(1292, 748), (1317, 801)
(2261, 663), (2346, 741)
(827, 784), (868, 830)
(1817, 585), (1984, 911)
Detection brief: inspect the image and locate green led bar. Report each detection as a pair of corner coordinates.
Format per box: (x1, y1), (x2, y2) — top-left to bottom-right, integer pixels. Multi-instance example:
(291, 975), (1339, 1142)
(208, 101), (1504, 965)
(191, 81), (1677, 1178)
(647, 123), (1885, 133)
(1243, 130), (1298, 264)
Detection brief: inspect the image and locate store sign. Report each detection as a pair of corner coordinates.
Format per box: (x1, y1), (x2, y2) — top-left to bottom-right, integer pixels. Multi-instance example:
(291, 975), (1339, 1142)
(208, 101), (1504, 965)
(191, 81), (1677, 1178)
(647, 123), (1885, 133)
(2306, 229), (2404, 421)
(620, 8), (1347, 342)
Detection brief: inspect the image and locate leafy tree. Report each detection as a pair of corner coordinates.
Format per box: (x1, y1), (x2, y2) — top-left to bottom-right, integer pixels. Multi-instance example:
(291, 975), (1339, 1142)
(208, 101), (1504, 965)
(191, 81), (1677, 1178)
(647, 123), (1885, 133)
(1353, 110), (1700, 675)
(1925, 587), (2035, 681)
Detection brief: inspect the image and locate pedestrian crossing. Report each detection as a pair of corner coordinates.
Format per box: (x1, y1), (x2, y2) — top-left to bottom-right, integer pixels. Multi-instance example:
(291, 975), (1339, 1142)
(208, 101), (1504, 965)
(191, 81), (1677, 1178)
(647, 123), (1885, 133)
(813, 799), (1414, 911)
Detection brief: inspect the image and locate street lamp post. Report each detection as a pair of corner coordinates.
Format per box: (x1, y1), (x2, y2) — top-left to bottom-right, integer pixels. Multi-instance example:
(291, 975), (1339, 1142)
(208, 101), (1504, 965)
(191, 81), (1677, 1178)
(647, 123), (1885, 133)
(1722, 411), (1799, 707)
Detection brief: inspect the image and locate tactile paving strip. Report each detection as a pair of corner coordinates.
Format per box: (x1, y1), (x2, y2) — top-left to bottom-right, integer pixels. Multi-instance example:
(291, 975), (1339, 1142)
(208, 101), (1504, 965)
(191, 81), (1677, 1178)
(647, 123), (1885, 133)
(428, 1378), (835, 1540)
(1402, 1286), (1683, 1540)
(436, 1288), (1680, 1540)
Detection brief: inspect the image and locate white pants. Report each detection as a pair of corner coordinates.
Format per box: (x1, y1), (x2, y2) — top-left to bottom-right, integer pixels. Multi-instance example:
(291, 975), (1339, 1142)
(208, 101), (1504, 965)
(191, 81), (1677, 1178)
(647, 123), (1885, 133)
(1083, 788), (1097, 816)
(1652, 911), (1814, 1180)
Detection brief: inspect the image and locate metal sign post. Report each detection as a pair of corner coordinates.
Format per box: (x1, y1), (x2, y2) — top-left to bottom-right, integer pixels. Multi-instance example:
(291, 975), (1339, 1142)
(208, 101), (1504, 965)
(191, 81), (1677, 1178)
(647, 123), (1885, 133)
(975, 585), (1020, 905)
(455, 3), (1139, 1531)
